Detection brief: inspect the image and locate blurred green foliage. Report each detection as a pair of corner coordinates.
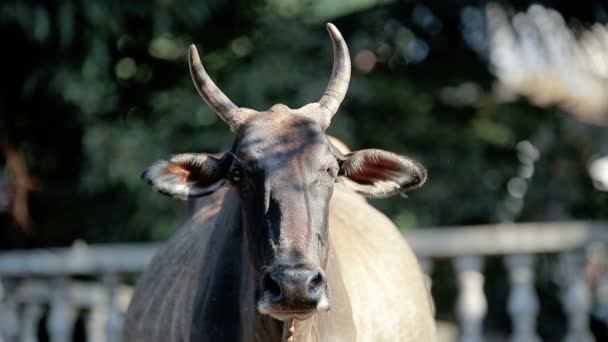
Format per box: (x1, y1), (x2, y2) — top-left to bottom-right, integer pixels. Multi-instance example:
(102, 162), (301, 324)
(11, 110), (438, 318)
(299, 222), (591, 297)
(2, 1), (608, 338)
(0, 0), (606, 248)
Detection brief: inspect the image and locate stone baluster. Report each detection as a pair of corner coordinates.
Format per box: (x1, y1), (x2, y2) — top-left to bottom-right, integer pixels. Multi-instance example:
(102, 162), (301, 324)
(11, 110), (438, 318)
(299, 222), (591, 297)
(419, 257), (434, 288)
(419, 257), (434, 279)
(87, 273), (123, 342)
(0, 277), (4, 342)
(104, 273), (123, 342)
(20, 301), (43, 342)
(505, 254), (540, 342)
(0, 279), (20, 342)
(558, 251), (594, 342)
(586, 243), (608, 329)
(47, 277), (74, 342)
(454, 256), (487, 342)
(0, 279), (2, 342)
(418, 257), (436, 317)
(86, 289), (106, 342)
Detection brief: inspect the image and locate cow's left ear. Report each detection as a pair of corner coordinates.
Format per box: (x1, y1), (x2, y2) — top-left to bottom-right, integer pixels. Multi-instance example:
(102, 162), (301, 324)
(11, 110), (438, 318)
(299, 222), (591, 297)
(338, 149), (427, 198)
(141, 153), (230, 200)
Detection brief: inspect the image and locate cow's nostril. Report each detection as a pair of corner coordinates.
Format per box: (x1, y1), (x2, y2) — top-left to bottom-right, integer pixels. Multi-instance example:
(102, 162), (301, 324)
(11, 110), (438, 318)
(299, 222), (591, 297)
(262, 272), (282, 302)
(307, 271), (325, 294)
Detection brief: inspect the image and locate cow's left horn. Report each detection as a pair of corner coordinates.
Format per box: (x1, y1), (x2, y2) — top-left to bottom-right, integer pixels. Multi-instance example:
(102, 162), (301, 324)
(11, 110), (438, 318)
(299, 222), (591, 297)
(189, 45), (249, 132)
(315, 23), (351, 129)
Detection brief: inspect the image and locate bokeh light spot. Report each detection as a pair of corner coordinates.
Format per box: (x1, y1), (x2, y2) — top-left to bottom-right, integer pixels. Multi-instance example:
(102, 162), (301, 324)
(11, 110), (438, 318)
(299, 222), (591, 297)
(355, 49), (377, 73)
(231, 36), (253, 57)
(149, 35), (182, 60)
(115, 57), (137, 80)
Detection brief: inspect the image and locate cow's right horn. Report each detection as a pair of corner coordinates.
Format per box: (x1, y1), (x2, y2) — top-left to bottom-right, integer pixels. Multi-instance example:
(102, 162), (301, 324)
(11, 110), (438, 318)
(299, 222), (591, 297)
(293, 23), (352, 130)
(316, 23), (351, 129)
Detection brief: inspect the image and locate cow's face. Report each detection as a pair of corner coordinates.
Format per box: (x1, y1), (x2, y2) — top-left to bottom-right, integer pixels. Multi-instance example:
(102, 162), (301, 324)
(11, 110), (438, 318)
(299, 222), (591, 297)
(141, 24), (427, 321)
(230, 111), (336, 320)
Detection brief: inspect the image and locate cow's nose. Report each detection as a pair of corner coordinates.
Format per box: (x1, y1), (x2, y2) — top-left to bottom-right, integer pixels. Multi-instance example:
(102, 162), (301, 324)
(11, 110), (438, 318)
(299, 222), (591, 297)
(261, 268), (326, 307)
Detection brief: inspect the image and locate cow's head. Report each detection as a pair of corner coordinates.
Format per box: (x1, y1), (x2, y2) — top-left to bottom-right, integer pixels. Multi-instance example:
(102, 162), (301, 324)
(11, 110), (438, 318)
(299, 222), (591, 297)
(142, 24), (427, 321)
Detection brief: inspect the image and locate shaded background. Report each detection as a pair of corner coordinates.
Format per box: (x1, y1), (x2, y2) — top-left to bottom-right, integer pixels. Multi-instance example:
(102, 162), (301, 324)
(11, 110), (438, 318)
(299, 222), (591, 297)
(1, 0), (608, 340)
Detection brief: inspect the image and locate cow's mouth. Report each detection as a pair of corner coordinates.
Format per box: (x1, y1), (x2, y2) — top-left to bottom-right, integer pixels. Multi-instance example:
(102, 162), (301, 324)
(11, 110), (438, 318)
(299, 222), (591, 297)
(264, 310), (315, 321)
(256, 292), (330, 321)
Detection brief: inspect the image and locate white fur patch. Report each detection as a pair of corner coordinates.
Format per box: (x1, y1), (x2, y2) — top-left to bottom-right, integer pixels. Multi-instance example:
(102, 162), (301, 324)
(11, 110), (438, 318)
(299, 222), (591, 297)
(142, 154), (225, 199)
(339, 149), (427, 198)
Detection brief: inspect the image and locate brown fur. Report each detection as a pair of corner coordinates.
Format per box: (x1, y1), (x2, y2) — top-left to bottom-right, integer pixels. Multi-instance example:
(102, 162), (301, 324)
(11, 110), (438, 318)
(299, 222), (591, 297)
(129, 22), (435, 341)
(124, 182), (436, 341)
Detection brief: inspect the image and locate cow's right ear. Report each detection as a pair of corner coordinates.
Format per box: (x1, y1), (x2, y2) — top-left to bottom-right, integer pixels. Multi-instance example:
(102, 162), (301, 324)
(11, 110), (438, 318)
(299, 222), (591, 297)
(141, 153), (230, 200)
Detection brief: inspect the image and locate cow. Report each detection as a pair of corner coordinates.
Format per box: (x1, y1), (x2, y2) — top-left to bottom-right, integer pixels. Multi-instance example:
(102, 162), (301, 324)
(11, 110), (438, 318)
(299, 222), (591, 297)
(124, 23), (436, 342)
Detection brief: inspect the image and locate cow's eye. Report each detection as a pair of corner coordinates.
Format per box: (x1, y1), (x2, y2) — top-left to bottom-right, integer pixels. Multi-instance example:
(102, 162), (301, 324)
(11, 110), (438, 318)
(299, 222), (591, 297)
(230, 169), (244, 184)
(326, 166), (339, 178)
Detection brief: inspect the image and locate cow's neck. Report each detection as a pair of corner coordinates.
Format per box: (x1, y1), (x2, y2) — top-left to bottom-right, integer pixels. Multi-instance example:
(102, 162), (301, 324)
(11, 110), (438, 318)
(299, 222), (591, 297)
(250, 312), (315, 342)
(281, 318), (315, 342)
(282, 319), (296, 341)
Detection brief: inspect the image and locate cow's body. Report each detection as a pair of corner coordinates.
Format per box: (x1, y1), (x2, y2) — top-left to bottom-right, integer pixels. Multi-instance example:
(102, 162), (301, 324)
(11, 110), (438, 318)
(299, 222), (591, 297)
(125, 183), (435, 341)
(125, 23), (436, 341)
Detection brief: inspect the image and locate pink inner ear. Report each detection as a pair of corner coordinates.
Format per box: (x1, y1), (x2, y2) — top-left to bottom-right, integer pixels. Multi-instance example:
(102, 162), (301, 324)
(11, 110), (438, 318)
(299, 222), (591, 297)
(348, 157), (404, 185)
(166, 162), (212, 184)
(166, 164), (191, 183)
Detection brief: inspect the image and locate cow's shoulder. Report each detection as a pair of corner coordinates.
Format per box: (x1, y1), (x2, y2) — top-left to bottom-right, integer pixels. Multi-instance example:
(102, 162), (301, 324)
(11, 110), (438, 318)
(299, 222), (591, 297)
(328, 186), (437, 341)
(124, 187), (244, 341)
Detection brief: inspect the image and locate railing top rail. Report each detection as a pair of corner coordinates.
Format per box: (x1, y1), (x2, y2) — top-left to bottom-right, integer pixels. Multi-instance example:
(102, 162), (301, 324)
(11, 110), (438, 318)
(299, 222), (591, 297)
(1, 221), (607, 276)
(0, 243), (162, 276)
(406, 221), (608, 258)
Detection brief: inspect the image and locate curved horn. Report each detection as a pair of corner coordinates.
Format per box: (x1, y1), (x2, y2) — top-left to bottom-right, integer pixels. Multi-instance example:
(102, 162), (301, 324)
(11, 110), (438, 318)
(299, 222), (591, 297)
(188, 45), (244, 132)
(316, 23), (351, 129)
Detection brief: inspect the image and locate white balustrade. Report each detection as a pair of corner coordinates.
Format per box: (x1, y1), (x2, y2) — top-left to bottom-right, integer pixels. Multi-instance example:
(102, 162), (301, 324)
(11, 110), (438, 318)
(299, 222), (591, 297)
(505, 254), (540, 342)
(0, 279), (19, 342)
(588, 243), (608, 326)
(86, 274), (119, 342)
(0, 278), (4, 342)
(102, 273), (123, 342)
(47, 277), (74, 342)
(454, 255), (487, 342)
(21, 301), (42, 342)
(0, 221), (605, 341)
(558, 251), (595, 342)
(87, 292), (108, 342)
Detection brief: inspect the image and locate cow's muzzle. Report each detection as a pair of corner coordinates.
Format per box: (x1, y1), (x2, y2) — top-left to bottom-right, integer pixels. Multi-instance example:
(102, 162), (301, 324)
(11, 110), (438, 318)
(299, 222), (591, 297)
(257, 266), (330, 320)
